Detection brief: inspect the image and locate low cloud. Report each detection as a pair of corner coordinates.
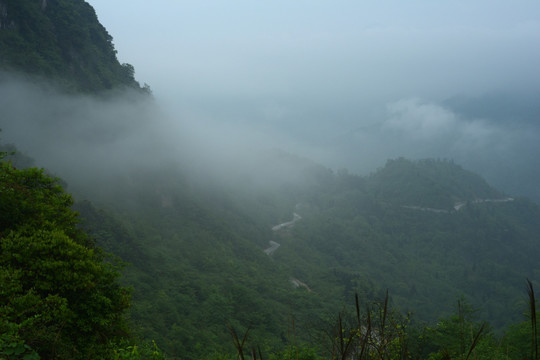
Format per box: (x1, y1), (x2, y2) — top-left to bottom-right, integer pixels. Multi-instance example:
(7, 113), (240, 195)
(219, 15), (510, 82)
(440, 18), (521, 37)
(328, 96), (540, 201)
(0, 74), (330, 202)
(383, 98), (459, 139)
(381, 98), (503, 153)
(1, 72), (539, 203)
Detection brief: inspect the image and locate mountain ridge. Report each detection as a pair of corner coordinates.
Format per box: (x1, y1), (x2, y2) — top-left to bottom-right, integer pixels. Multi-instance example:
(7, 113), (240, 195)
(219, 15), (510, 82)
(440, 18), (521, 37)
(0, 0), (146, 92)
(1, 1), (540, 358)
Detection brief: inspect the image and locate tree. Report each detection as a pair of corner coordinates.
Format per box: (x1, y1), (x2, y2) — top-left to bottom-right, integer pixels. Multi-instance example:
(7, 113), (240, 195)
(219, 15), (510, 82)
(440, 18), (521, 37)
(0, 156), (131, 359)
(421, 298), (503, 360)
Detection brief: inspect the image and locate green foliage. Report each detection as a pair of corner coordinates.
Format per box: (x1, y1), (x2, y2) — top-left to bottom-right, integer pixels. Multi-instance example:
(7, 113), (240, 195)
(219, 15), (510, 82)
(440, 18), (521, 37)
(0, 144), (34, 169)
(285, 158), (540, 332)
(419, 299), (496, 359)
(111, 340), (167, 360)
(0, 158), (132, 359)
(6, 119), (540, 358)
(0, 163), (79, 237)
(2, 3), (539, 359)
(367, 158), (501, 209)
(500, 318), (536, 359)
(268, 346), (322, 360)
(0, 333), (40, 360)
(66, 155), (540, 358)
(318, 292), (411, 360)
(0, 0), (145, 92)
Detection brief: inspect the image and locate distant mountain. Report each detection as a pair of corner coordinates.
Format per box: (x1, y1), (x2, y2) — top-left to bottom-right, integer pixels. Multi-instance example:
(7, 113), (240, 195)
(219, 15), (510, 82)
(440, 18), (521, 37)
(2, 2), (540, 357)
(366, 158), (502, 209)
(442, 92), (540, 204)
(0, 0), (145, 92)
(285, 158), (540, 330)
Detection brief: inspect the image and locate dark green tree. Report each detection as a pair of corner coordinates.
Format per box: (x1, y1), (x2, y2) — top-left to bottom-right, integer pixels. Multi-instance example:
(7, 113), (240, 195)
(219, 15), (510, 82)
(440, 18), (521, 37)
(420, 298), (503, 360)
(0, 154), (131, 359)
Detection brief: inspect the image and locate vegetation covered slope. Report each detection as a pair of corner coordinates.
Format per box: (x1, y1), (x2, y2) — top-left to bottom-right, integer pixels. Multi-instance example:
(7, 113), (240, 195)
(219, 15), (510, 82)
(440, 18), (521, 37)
(70, 161), (342, 358)
(287, 159), (539, 329)
(366, 157), (502, 209)
(0, 0), (144, 92)
(1, 1), (539, 358)
(69, 155), (540, 358)
(0, 149), (133, 359)
(3, 133), (540, 358)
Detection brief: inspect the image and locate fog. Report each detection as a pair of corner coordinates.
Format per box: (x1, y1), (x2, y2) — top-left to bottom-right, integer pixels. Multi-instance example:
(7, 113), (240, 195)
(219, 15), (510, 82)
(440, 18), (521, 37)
(90, 0), (539, 198)
(1, 1), (540, 202)
(0, 74), (331, 202)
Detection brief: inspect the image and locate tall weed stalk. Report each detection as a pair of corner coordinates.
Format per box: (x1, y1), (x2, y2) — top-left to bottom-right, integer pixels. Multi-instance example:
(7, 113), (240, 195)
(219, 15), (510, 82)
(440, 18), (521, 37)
(527, 279), (538, 360)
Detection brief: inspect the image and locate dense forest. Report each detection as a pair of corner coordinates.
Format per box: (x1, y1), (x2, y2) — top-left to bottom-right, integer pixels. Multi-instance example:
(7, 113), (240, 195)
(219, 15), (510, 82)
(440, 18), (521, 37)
(0, 0), (146, 92)
(1, 1), (540, 359)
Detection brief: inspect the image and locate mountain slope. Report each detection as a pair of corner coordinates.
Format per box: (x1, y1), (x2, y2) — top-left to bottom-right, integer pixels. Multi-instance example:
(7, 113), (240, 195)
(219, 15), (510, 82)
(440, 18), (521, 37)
(71, 164), (341, 358)
(366, 157), (502, 209)
(69, 155), (540, 357)
(0, 0), (144, 92)
(1, 1), (540, 358)
(282, 158), (539, 330)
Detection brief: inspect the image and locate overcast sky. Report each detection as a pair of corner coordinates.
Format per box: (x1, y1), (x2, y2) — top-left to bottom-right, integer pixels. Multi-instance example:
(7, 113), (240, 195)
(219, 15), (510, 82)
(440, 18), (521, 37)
(80, 1), (540, 200)
(88, 1), (540, 101)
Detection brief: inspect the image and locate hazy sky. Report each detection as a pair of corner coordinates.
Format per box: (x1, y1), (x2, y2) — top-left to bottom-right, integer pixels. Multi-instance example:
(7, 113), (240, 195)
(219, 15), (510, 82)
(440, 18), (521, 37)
(83, 1), (540, 199)
(88, 0), (540, 102)
(3, 1), (539, 203)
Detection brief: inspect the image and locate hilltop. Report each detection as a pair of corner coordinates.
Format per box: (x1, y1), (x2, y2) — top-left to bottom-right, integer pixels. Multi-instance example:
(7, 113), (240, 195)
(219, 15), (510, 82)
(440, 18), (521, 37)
(366, 157), (502, 209)
(0, 0), (146, 92)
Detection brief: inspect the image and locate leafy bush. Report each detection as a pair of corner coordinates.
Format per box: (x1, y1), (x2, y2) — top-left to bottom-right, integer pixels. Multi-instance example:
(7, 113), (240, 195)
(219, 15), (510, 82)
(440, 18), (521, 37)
(0, 154), (132, 359)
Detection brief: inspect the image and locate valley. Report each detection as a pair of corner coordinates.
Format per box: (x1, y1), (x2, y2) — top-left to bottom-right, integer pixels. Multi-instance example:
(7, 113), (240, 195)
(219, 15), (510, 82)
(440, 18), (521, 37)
(1, 1), (539, 359)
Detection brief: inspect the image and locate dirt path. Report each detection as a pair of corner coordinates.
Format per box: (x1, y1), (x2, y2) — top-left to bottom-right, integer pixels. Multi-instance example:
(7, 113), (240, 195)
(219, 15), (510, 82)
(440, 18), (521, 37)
(271, 213), (302, 231)
(263, 241), (280, 255)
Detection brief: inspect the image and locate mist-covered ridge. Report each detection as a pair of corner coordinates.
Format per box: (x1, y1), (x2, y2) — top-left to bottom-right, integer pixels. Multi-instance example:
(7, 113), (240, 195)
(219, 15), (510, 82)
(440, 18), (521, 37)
(0, 0), (146, 92)
(366, 157), (503, 210)
(2, 1), (540, 358)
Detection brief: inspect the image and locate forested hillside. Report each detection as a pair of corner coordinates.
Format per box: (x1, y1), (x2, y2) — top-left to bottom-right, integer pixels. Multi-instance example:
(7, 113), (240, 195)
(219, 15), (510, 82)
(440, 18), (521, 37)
(68, 155), (540, 359)
(1, 1), (540, 359)
(0, 146), (140, 359)
(3, 141), (540, 359)
(0, 0), (145, 92)
(17, 142), (531, 358)
(286, 159), (539, 328)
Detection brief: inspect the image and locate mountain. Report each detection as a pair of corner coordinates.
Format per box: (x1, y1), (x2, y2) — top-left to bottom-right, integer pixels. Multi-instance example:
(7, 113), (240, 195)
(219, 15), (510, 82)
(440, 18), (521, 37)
(70, 155), (343, 357)
(0, 0), (145, 92)
(1, 1), (540, 359)
(68, 155), (540, 357)
(285, 158), (540, 330)
(366, 157), (502, 209)
(442, 92), (540, 205)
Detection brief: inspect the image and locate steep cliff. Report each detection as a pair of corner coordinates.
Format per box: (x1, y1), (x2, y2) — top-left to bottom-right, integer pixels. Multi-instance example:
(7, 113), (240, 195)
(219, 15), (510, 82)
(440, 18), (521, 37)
(0, 0), (143, 92)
